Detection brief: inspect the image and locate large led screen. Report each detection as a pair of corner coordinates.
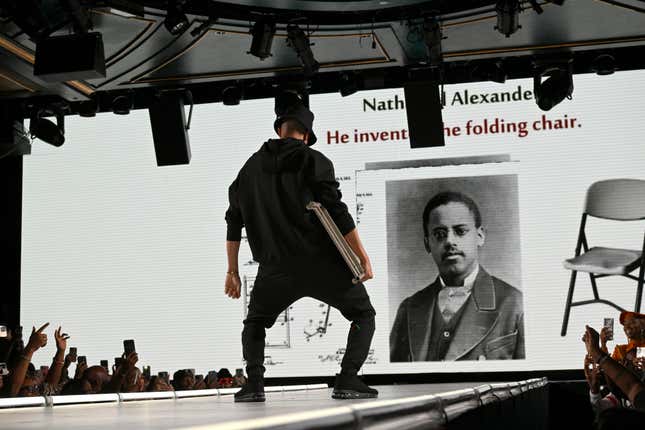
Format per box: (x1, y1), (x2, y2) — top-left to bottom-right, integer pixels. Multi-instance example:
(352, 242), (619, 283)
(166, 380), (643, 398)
(21, 71), (645, 377)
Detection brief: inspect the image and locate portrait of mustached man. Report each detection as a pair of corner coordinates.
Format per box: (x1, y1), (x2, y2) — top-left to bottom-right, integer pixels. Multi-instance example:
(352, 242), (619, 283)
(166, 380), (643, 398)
(390, 191), (525, 362)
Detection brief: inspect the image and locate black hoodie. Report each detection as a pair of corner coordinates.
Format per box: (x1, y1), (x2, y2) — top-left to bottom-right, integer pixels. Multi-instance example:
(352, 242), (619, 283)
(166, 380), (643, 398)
(225, 138), (355, 265)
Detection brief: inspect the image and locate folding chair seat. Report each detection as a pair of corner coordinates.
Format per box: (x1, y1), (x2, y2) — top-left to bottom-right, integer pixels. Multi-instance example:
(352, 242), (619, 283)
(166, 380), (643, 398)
(561, 179), (645, 336)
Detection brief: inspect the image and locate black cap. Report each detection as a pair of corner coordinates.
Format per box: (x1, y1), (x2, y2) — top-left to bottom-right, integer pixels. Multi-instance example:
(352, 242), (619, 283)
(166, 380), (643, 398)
(274, 92), (317, 146)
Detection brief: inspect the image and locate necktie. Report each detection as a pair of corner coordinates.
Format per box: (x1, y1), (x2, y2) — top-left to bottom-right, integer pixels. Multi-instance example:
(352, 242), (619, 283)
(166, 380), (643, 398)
(438, 287), (469, 323)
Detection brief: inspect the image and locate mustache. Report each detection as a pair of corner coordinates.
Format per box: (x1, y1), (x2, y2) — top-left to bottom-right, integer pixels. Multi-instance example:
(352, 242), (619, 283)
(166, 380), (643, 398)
(442, 249), (464, 260)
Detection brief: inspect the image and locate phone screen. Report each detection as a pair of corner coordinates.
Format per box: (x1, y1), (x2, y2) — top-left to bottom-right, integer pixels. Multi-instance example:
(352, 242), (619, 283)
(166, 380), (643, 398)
(603, 318), (614, 341)
(123, 339), (136, 355)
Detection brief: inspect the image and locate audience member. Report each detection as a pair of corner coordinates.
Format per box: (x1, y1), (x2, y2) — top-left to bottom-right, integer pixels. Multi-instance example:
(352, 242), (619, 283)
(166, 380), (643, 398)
(582, 325), (645, 427)
(0, 322), (249, 399)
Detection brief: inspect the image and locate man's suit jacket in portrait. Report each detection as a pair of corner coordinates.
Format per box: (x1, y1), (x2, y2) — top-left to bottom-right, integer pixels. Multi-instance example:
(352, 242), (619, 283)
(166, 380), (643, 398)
(390, 266), (525, 361)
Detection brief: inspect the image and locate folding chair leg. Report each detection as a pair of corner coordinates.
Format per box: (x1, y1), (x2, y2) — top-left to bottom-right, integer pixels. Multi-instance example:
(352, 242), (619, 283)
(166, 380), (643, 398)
(589, 274), (600, 300)
(561, 270), (578, 336)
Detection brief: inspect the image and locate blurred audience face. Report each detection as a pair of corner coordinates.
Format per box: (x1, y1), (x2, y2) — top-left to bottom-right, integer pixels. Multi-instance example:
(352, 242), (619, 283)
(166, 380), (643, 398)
(147, 376), (173, 392)
(172, 370), (195, 390)
(80, 366), (109, 394)
(623, 317), (645, 341)
(19, 373), (43, 397)
(122, 367), (145, 393)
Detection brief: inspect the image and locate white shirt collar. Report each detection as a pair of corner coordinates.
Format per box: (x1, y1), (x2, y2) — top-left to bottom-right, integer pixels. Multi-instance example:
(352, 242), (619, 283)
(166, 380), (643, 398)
(439, 265), (479, 291)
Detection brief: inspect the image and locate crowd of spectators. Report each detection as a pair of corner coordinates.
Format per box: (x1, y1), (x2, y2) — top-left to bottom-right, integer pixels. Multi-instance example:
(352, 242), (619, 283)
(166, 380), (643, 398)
(582, 311), (645, 427)
(0, 323), (246, 398)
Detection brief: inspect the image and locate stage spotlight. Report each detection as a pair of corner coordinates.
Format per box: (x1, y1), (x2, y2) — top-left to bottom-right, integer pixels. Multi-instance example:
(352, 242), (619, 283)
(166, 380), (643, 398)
(423, 16), (442, 67)
(533, 64), (573, 111)
(248, 21), (276, 60)
(339, 73), (359, 97)
(77, 99), (98, 118)
(112, 95), (132, 115)
(222, 85), (243, 105)
(495, 0), (521, 38)
(164, 0), (189, 35)
(591, 54), (615, 76)
(287, 24), (319, 76)
(30, 110), (65, 147)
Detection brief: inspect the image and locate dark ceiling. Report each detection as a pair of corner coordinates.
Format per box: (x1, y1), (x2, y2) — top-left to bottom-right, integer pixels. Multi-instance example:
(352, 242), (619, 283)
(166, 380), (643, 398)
(1, 0), (645, 117)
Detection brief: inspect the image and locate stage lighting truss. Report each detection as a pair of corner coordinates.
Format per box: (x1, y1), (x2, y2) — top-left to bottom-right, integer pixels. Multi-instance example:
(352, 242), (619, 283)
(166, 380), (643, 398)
(164, 0), (190, 35)
(286, 24), (320, 76)
(248, 20), (276, 60)
(472, 61), (507, 84)
(533, 61), (574, 111)
(423, 16), (443, 68)
(29, 106), (66, 147)
(495, 0), (521, 38)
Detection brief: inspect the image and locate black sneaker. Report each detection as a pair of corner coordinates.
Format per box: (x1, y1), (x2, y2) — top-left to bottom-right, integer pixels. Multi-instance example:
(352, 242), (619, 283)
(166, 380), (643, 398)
(332, 373), (378, 399)
(234, 379), (265, 403)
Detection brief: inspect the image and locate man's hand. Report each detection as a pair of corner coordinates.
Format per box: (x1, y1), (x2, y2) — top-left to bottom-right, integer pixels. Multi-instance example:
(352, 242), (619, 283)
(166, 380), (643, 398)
(582, 325), (603, 361)
(584, 355), (602, 394)
(25, 323), (49, 355)
(118, 352), (139, 375)
(54, 327), (70, 352)
(359, 258), (374, 283)
(225, 273), (241, 299)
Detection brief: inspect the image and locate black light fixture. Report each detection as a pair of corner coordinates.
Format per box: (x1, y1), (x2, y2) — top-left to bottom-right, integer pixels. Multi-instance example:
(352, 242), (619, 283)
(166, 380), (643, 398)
(248, 20), (276, 60)
(112, 94), (132, 115)
(164, 0), (189, 35)
(222, 85), (243, 105)
(77, 99), (98, 117)
(423, 16), (443, 67)
(591, 54), (615, 76)
(286, 24), (319, 76)
(472, 61), (507, 84)
(30, 109), (65, 147)
(533, 62), (573, 111)
(495, 0), (521, 38)
(339, 72), (359, 97)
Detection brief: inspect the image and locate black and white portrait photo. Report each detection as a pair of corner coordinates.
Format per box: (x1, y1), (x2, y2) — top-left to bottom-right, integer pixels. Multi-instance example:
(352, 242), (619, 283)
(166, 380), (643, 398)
(388, 174), (525, 362)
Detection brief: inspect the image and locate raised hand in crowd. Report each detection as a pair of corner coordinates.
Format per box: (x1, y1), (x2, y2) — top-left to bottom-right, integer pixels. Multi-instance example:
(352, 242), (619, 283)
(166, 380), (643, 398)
(584, 355), (602, 395)
(106, 351), (138, 393)
(45, 327), (70, 389)
(600, 326), (611, 354)
(583, 325), (645, 411)
(8, 323), (48, 397)
(74, 360), (87, 381)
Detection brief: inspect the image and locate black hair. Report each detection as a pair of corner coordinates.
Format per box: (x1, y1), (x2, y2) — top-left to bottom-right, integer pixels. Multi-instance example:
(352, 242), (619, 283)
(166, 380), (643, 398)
(422, 191), (482, 238)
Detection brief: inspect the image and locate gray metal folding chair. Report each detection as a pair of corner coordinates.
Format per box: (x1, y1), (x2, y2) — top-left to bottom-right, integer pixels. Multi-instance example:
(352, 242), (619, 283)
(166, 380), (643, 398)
(561, 179), (645, 336)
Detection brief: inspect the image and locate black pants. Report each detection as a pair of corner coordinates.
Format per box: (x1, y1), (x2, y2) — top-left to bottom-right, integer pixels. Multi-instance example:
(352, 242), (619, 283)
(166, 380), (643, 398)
(242, 256), (376, 379)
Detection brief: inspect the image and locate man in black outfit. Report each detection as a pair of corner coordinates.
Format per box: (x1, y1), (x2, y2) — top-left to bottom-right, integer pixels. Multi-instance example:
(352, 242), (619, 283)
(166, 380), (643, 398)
(224, 91), (377, 402)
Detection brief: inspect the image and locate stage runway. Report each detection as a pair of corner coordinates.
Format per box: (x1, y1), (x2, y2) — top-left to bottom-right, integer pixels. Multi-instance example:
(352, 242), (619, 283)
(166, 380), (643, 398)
(0, 383), (482, 430)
